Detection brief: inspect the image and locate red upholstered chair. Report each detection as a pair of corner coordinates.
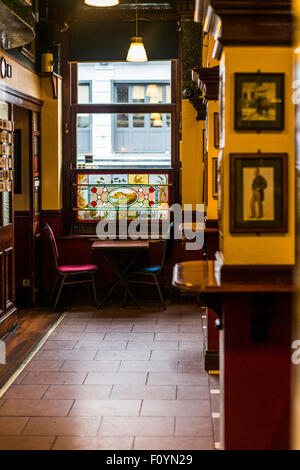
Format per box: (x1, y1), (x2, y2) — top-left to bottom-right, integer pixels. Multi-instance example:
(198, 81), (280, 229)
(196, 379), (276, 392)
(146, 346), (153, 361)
(45, 223), (98, 310)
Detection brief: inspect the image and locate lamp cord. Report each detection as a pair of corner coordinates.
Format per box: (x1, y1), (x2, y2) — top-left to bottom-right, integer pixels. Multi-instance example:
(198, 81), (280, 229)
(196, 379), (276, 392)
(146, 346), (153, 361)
(135, 0), (138, 37)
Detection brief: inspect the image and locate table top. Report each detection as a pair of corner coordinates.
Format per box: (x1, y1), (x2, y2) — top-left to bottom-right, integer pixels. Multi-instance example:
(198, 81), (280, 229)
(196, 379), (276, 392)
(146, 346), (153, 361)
(92, 240), (149, 250)
(178, 222), (218, 233)
(172, 260), (295, 293)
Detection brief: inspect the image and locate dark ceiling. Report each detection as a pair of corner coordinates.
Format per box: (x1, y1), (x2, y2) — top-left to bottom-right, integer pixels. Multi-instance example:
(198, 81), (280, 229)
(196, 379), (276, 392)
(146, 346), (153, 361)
(39, 0), (194, 23)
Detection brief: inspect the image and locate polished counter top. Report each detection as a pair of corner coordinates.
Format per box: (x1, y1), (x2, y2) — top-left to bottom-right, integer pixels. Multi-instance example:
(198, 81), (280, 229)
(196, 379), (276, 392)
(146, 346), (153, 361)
(172, 260), (295, 293)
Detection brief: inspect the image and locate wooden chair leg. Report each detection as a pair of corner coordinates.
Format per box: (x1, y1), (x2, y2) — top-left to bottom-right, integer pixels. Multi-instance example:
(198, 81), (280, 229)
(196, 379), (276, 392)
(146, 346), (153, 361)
(49, 274), (59, 308)
(153, 274), (166, 311)
(54, 275), (66, 311)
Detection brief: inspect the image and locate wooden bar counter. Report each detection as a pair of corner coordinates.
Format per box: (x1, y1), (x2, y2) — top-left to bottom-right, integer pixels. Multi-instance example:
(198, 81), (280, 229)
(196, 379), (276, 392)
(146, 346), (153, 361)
(173, 260), (294, 450)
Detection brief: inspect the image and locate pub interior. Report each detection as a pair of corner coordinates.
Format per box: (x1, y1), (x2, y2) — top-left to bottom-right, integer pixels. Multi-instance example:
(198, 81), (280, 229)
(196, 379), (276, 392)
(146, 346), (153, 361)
(0, 0), (299, 451)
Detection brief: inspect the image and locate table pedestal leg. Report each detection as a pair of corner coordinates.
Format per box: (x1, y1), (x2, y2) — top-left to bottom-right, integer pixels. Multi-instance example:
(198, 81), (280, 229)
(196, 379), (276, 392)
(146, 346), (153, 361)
(98, 253), (141, 309)
(220, 293), (292, 450)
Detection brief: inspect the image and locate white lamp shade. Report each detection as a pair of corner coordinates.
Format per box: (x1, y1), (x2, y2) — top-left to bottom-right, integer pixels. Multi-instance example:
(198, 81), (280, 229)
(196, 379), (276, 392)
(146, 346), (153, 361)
(84, 0), (119, 6)
(126, 37), (148, 62)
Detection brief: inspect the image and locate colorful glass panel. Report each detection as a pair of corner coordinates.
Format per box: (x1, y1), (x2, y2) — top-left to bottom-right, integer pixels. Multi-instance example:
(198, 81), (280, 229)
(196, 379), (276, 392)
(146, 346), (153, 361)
(76, 173), (169, 222)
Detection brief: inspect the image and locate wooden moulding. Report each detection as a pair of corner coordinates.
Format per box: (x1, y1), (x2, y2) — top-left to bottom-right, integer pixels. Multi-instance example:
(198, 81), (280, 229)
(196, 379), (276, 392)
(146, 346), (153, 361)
(192, 66), (220, 103)
(219, 264), (294, 284)
(196, 0), (293, 47)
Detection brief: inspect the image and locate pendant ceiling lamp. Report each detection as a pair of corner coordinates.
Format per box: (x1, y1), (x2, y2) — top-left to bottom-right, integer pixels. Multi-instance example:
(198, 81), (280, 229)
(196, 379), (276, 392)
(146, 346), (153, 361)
(126, 0), (148, 62)
(84, 0), (119, 7)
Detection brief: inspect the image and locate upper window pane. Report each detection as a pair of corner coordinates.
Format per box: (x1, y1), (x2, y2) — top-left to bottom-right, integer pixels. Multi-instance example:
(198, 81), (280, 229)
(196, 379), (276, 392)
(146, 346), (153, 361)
(77, 61), (172, 104)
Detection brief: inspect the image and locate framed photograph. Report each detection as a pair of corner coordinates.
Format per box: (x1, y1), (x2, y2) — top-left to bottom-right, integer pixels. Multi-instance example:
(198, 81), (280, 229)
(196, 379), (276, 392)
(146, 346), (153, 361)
(235, 73), (284, 131)
(214, 112), (220, 149)
(212, 157), (218, 199)
(230, 153), (288, 233)
(202, 129), (206, 162)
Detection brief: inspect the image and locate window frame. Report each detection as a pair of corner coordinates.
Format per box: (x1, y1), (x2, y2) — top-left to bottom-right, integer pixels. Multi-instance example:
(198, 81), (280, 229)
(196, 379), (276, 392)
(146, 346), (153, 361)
(63, 61), (181, 235)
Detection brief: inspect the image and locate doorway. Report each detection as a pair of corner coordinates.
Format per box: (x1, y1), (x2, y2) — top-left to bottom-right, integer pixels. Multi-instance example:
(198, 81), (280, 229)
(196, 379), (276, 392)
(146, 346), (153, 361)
(14, 105), (42, 306)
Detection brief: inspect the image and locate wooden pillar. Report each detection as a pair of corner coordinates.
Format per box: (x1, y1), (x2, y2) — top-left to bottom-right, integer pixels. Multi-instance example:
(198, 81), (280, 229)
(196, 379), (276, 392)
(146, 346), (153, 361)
(197, 0), (294, 450)
(220, 292), (292, 449)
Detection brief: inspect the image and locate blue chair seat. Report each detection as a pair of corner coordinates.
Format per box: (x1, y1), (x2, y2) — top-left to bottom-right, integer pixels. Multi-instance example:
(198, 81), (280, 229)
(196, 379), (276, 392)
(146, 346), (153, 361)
(133, 265), (161, 274)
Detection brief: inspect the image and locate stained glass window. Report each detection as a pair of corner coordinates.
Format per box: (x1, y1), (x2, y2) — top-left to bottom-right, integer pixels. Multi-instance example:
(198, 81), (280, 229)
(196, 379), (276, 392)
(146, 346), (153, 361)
(76, 173), (170, 222)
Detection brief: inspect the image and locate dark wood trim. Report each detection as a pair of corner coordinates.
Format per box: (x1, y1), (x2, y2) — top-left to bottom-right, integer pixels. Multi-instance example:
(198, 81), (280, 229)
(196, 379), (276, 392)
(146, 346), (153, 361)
(193, 66), (219, 103)
(42, 209), (64, 218)
(38, 73), (60, 100)
(197, 0), (293, 47)
(220, 264), (294, 283)
(205, 218), (219, 229)
(0, 83), (43, 112)
(204, 349), (219, 371)
(14, 210), (30, 218)
(71, 103), (176, 114)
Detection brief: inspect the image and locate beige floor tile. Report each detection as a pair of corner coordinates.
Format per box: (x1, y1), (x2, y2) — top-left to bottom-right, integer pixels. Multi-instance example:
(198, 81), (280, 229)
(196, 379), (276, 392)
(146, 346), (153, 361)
(132, 325), (180, 333)
(126, 341), (179, 351)
(134, 436), (213, 450)
(44, 384), (112, 400)
(151, 350), (202, 361)
(179, 341), (203, 350)
(22, 417), (101, 436)
(55, 324), (88, 333)
(85, 372), (147, 385)
(110, 385), (176, 400)
(85, 324), (134, 332)
(141, 400), (211, 417)
(0, 436), (55, 450)
(41, 340), (76, 350)
(104, 333), (155, 341)
(177, 386), (210, 400)
(175, 417), (213, 437)
(2, 385), (49, 400)
(70, 400), (141, 417)
(52, 332), (106, 341)
(0, 399), (73, 416)
(99, 417), (175, 436)
(155, 333), (202, 342)
(95, 350), (151, 361)
(178, 361), (205, 373)
(74, 340), (127, 350)
(24, 361), (64, 372)
(119, 361), (177, 372)
(53, 436), (133, 450)
(0, 417), (29, 435)
(64, 318), (111, 325)
(37, 349), (97, 361)
(148, 372), (209, 386)
(61, 361), (120, 372)
(22, 372), (87, 385)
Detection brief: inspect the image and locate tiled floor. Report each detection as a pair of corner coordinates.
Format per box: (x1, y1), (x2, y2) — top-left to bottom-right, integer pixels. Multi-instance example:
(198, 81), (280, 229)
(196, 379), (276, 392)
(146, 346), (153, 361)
(0, 303), (215, 450)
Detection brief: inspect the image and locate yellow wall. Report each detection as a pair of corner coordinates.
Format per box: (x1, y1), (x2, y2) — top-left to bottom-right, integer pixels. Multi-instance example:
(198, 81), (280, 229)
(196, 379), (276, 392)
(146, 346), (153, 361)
(0, 50), (40, 100)
(40, 77), (63, 211)
(14, 106), (30, 212)
(180, 99), (205, 206)
(0, 51), (63, 213)
(220, 47), (295, 265)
